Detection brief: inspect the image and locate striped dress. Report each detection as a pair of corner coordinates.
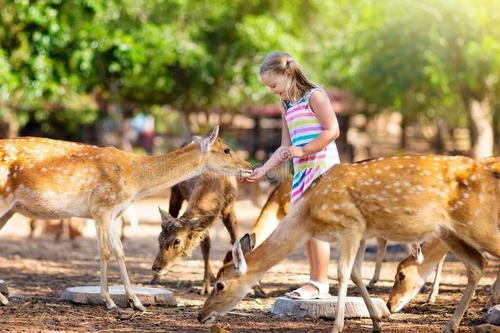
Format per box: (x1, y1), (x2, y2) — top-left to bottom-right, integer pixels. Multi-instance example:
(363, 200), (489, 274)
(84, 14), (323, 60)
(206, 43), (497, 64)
(284, 88), (340, 205)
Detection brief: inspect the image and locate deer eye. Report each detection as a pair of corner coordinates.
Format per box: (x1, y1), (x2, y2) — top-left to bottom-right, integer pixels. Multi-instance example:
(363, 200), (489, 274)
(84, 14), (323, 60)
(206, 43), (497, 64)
(173, 239), (181, 246)
(398, 272), (405, 281)
(224, 148), (230, 154)
(216, 282), (225, 292)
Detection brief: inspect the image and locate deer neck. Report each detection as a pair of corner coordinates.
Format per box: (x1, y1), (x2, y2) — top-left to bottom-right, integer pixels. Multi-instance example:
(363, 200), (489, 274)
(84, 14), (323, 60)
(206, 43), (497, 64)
(251, 200), (281, 247)
(417, 239), (449, 277)
(134, 144), (205, 199)
(244, 203), (312, 281)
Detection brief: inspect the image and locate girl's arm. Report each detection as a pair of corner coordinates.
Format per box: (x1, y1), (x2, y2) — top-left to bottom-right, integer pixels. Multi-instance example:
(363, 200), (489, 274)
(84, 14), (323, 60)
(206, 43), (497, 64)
(245, 118), (291, 182)
(289, 90), (340, 157)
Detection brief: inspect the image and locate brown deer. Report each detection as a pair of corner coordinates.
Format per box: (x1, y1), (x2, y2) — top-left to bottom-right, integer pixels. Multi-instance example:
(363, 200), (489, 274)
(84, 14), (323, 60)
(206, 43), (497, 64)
(151, 171), (239, 294)
(388, 238), (449, 312)
(388, 156), (500, 313)
(0, 126), (252, 310)
(388, 238), (500, 312)
(199, 155), (500, 333)
(224, 172), (421, 295)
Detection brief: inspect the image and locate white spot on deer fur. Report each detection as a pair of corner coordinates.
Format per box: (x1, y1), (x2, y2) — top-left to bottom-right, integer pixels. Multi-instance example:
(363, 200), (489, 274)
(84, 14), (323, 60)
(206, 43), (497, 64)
(321, 204), (327, 210)
(41, 168), (47, 172)
(384, 166), (390, 170)
(375, 170), (381, 174)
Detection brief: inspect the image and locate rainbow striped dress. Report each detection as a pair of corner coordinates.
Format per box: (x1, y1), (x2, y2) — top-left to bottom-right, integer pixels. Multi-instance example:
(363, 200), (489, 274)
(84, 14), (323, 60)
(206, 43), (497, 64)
(284, 88), (340, 205)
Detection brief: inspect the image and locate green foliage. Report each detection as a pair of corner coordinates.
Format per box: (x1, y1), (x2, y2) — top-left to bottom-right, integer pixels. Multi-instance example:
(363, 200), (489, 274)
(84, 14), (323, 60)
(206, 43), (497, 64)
(0, 0), (498, 142)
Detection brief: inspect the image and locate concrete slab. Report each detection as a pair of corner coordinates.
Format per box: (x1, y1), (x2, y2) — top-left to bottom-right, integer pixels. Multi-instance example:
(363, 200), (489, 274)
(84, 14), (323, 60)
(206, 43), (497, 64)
(60, 285), (177, 308)
(270, 296), (390, 319)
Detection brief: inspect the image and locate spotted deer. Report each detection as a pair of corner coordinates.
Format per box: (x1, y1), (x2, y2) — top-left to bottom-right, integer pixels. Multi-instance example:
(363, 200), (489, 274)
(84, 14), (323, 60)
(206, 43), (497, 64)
(388, 238), (449, 312)
(224, 172), (421, 295)
(388, 156), (500, 313)
(151, 171), (239, 294)
(199, 155), (500, 333)
(388, 238), (500, 313)
(0, 126), (252, 310)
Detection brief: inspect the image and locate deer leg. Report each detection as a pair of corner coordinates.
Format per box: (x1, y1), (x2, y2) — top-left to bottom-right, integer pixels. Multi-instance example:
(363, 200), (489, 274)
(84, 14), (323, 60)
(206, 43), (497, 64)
(168, 187), (184, 218)
(427, 254), (446, 304)
(488, 269), (500, 307)
(221, 203), (238, 244)
(56, 219), (68, 241)
(0, 206), (15, 231)
(200, 235), (214, 295)
(0, 206), (15, 305)
(333, 233), (362, 333)
(439, 232), (486, 333)
(368, 238), (387, 289)
(29, 219), (36, 238)
(107, 219), (145, 311)
(119, 216), (126, 241)
(94, 220), (116, 310)
(351, 240), (382, 332)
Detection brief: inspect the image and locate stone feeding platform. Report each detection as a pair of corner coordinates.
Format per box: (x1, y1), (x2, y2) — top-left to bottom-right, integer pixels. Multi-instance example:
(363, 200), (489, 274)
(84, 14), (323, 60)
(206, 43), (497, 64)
(271, 296), (390, 319)
(60, 285), (177, 308)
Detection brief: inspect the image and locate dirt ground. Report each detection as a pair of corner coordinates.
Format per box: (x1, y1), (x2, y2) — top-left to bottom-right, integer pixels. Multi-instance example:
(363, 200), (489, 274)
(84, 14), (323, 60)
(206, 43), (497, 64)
(0, 196), (497, 333)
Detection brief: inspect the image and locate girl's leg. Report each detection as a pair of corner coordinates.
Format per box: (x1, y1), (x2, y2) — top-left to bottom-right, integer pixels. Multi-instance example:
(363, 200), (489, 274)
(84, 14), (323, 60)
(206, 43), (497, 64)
(288, 238), (329, 297)
(308, 238), (330, 283)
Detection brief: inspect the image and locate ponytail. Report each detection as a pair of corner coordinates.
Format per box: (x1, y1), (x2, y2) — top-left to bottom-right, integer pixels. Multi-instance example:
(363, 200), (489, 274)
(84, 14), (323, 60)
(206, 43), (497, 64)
(260, 51), (318, 103)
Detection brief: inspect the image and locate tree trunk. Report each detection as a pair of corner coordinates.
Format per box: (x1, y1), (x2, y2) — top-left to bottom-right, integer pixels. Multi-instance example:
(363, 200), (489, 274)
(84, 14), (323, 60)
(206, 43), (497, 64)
(400, 115), (407, 150)
(1, 108), (20, 138)
(433, 119), (447, 154)
(467, 97), (493, 158)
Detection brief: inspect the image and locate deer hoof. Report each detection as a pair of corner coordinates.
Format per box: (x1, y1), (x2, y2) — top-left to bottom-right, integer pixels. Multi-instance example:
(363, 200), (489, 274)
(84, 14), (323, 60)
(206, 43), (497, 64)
(372, 320), (382, 332)
(129, 298), (146, 312)
(0, 294), (8, 305)
(106, 301), (118, 310)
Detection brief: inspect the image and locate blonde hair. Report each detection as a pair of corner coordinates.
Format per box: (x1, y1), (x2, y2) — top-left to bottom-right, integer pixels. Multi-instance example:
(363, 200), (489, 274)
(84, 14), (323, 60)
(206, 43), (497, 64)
(259, 51), (318, 103)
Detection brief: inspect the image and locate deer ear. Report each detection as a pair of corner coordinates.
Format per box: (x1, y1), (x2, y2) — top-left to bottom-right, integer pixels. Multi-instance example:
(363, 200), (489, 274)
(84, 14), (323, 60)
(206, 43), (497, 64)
(190, 136), (202, 144)
(232, 240), (247, 276)
(200, 125), (219, 152)
(158, 206), (172, 221)
(239, 233), (256, 254)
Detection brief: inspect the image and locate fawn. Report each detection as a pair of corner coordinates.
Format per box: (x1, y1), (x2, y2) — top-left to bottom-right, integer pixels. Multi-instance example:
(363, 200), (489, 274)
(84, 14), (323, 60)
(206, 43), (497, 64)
(151, 170), (239, 294)
(199, 155), (499, 333)
(0, 126), (252, 310)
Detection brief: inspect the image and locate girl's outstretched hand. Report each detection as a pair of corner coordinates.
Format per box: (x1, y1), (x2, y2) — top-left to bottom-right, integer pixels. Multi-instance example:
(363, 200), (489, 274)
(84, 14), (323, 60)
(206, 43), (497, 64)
(245, 167), (267, 182)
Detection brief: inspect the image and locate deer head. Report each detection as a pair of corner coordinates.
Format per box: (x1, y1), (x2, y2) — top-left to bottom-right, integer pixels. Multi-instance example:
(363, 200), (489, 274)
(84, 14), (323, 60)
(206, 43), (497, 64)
(194, 126), (253, 177)
(151, 207), (215, 278)
(198, 234), (256, 324)
(387, 256), (431, 313)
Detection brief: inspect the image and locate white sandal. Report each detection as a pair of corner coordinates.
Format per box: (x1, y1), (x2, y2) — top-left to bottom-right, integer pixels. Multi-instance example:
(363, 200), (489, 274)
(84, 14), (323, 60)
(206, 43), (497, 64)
(285, 279), (331, 300)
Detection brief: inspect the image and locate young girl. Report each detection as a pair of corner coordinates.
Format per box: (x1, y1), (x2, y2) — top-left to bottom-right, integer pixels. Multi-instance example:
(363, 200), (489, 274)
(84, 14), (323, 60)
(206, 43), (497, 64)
(245, 51), (340, 299)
